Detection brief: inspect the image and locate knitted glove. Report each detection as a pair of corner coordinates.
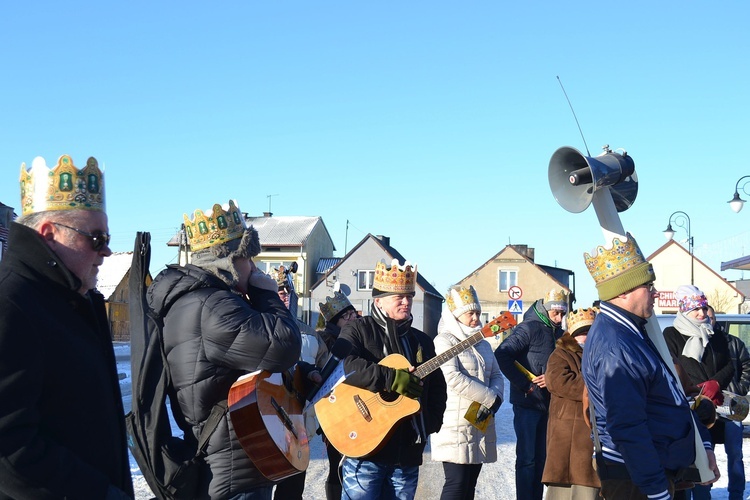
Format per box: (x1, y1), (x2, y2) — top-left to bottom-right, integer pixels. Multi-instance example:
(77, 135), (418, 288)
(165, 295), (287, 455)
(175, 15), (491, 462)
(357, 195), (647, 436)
(391, 369), (423, 399)
(697, 380), (724, 406)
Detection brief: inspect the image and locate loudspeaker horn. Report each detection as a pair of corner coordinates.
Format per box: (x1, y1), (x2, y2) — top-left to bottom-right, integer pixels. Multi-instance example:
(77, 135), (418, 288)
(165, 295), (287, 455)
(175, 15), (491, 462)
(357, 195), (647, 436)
(548, 145), (638, 213)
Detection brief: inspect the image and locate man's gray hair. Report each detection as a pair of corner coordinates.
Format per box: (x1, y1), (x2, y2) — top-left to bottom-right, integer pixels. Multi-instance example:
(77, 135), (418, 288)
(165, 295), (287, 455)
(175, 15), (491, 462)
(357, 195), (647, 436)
(17, 210), (85, 230)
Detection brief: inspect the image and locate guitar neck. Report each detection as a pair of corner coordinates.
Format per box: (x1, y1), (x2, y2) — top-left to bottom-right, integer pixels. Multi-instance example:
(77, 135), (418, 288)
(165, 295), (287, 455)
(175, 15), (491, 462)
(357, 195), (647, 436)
(414, 329), (487, 379)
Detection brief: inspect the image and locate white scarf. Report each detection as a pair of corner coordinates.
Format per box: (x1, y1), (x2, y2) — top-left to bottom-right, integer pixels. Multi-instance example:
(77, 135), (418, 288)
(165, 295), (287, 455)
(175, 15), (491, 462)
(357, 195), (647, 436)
(673, 311), (714, 361)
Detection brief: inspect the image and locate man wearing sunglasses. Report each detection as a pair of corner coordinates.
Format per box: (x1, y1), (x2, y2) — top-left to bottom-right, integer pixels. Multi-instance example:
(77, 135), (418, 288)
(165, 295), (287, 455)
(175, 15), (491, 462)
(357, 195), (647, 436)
(0, 155), (133, 499)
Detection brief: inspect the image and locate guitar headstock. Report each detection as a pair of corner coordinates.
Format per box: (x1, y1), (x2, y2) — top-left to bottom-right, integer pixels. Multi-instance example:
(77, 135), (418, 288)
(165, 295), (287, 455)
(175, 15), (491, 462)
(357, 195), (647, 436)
(481, 311), (517, 339)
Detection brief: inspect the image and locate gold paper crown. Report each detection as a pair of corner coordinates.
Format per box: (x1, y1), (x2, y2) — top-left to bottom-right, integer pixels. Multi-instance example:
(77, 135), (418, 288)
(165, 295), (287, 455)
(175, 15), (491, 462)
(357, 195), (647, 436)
(544, 288), (568, 304)
(446, 286), (481, 318)
(373, 259), (417, 295)
(566, 308), (597, 336)
(20, 155), (105, 215)
(584, 233), (655, 300)
(319, 291), (354, 322)
(584, 233), (646, 284)
(183, 200), (246, 252)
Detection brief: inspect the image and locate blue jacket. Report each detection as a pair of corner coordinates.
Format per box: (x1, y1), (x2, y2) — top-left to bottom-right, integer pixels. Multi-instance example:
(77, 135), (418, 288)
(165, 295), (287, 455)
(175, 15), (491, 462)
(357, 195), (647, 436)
(582, 302), (710, 500)
(495, 300), (562, 411)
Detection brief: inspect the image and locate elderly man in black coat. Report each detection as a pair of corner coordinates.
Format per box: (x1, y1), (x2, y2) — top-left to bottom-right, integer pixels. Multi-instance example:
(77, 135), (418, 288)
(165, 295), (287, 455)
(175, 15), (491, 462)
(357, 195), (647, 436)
(0, 155), (134, 498)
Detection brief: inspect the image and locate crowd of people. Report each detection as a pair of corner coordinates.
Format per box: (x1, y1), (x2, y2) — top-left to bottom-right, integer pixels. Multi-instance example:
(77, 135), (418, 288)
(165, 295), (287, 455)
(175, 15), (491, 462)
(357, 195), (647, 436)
(0, 155), (748, 500)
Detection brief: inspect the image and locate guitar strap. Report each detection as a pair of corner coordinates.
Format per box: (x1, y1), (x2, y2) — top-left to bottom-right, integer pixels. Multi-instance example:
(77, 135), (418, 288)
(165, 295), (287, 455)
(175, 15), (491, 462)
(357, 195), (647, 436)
(197, 400), (228, 457)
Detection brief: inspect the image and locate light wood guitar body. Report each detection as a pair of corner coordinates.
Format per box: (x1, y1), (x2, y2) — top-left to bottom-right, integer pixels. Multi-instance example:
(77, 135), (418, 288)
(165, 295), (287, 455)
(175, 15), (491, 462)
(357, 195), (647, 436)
(315, 312), (516, 458)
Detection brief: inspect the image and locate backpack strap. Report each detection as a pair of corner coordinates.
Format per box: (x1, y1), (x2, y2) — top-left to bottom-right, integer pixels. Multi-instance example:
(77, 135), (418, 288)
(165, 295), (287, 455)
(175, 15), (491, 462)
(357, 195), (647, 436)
(196, 400), (228, 456)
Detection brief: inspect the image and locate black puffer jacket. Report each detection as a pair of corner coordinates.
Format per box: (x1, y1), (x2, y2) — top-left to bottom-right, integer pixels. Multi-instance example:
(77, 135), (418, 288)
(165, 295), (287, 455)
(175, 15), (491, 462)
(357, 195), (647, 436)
(148, 264), (301, 499)
(339, 315), (447, 466)
(0, 223), (133, 499)
(724, 330), (750, 396)
(495, 300), (563, 411)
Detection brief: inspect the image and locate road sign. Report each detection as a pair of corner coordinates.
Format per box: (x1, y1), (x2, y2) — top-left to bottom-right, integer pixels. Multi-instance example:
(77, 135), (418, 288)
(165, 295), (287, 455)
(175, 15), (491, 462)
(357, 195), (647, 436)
(508, 300), (523, 314)
(508, 286), (523, 300)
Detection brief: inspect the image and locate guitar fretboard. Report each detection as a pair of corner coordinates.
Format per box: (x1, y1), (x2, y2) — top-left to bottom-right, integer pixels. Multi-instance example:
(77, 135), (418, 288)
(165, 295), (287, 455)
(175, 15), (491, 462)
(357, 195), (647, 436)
(414, 329), (487, 379)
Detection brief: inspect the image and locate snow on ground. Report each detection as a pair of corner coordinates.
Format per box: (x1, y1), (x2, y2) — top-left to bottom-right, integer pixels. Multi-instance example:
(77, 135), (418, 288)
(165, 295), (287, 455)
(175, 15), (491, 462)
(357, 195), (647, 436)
(115, 343), (748, 499)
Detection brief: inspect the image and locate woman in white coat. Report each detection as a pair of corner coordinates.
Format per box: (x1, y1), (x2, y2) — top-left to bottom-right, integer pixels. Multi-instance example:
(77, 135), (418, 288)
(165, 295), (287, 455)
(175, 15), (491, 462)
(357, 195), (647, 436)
(432, 286), (504, 500)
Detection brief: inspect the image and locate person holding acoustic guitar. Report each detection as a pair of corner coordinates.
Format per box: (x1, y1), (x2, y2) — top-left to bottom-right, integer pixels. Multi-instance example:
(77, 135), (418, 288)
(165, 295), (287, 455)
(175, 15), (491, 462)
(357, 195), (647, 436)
(148, 200), (302, 500)
(335, 259), (447, 499)
(431, 285), (504, 500)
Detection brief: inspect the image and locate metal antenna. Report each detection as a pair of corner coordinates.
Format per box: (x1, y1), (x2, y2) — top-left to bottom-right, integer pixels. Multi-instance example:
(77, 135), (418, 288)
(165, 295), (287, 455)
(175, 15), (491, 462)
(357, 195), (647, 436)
(556, 76), (590, 156)
(266, 194), (279, 213)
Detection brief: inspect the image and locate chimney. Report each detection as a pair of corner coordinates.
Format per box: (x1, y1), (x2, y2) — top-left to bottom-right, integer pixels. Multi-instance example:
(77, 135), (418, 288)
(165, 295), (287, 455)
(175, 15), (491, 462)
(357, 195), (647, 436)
(263, 212), (273, 217)
(376, 235), (390, 247)
(511, 244), (534, 262)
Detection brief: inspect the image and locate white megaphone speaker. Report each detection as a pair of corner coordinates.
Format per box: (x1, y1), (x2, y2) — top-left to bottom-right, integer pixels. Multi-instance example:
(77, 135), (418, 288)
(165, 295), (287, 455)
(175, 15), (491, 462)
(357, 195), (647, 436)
(548, 145), (638, 213)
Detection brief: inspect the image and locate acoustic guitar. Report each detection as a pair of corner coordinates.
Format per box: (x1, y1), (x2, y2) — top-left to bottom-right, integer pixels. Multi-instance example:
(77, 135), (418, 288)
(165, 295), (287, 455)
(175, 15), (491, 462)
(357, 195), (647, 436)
(315, 312), (516, 458)
(228, 369), (309, 481)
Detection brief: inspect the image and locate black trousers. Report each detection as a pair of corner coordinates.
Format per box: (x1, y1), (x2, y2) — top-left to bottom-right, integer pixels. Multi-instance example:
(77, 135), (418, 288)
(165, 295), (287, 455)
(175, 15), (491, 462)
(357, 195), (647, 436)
(440, 462), (483, 500)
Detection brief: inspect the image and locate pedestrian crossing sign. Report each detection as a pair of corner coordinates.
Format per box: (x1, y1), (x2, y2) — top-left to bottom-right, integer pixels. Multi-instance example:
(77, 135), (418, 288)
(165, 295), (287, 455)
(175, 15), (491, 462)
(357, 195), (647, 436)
(508, 300), (523, 314)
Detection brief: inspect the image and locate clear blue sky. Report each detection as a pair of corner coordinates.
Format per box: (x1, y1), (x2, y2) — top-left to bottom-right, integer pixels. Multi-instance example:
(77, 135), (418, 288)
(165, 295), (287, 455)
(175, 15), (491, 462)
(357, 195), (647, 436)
(2, 1), (749, 307)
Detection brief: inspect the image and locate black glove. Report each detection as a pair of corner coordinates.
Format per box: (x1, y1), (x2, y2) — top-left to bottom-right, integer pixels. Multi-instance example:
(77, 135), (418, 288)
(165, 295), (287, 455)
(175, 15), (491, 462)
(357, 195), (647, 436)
(391, 369), (423, 399)
(476, 396), (503, 424)
(489, 395), (502, 414)
(475, 404), (492, 423)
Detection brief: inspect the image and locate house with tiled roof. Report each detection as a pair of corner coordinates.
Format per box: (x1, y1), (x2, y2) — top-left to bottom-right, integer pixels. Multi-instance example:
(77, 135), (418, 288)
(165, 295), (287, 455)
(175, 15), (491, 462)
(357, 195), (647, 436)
(309, 234), (444, 337)
(453, 244), (574, 337)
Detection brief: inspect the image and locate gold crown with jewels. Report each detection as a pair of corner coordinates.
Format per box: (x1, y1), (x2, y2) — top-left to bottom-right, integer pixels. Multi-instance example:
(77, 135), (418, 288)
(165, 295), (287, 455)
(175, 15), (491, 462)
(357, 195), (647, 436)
(319, 291), (354, 322)
(183, 200), (246, 252)
(566, 308), (597, 336)
(446, 285), (481, 318)
(584, 232), (655, 301)
(373, 259), (417, 295)
(20, 155), (105, 215)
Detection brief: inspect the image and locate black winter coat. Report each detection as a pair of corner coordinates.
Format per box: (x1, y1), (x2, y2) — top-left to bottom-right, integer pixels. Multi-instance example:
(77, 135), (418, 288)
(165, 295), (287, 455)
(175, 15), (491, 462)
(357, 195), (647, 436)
(495, 300), (563, 411)
(663, 324), (734, 444)
(663, 326), (734, 390)
(148, 265), (301, 499)
(0, 223), (133, 499)
(339, 315), (447, 466)
(724, 330), (750, 396)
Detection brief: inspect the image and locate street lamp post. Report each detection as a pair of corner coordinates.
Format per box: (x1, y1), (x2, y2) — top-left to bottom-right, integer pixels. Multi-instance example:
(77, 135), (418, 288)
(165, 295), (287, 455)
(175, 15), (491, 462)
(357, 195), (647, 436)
(663, 210), (694, 285)
(728, 175), (750, 213)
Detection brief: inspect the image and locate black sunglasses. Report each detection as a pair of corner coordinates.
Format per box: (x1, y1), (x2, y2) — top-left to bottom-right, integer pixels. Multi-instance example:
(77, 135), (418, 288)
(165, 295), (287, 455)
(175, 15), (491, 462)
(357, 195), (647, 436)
(52, 222), (111, 251)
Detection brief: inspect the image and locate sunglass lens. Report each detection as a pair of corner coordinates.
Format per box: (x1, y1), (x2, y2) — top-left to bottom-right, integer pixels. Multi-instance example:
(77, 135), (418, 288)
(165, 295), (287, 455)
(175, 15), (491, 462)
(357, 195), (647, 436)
(91, 231), (110, 251)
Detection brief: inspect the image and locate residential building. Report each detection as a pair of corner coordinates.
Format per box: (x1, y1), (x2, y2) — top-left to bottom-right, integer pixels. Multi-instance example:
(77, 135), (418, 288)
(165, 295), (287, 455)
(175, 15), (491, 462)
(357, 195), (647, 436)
(453, 244), (574, 333)
(309, 234), (444, 337)
(648, 240), (745, 314)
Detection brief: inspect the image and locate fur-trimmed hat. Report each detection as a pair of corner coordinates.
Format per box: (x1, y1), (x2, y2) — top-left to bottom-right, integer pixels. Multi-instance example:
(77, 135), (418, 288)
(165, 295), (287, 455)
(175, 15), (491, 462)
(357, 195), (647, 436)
(584, 233), (656, 301)
(446, 286), (481, 318)
(542, 289), (569, 313)
(675, 285), (708, 313)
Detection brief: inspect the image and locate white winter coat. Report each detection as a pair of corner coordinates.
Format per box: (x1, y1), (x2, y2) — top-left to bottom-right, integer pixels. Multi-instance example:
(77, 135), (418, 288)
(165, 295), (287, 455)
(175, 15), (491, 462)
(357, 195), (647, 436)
(430, 311), (504, 464)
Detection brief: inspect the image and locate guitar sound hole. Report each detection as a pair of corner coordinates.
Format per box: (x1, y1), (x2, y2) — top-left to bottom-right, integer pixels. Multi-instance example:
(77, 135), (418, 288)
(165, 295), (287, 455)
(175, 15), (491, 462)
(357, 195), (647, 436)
(379, 391), (399, 403)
